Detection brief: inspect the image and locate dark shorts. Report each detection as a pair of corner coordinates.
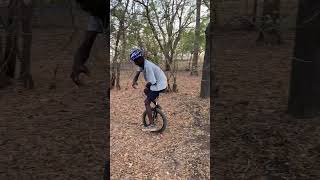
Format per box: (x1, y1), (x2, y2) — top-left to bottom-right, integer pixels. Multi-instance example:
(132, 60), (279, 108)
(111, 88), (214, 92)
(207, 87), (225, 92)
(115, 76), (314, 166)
(145, 88), (166, 101)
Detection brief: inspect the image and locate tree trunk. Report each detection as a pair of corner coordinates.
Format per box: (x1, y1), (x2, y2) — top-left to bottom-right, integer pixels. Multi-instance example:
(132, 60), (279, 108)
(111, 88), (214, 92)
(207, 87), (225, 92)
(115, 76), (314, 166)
(288, 0), (320, 118)
(111, 32), (120, 89)
(116, 30), (127, 90)
(165, 62), (170, 71)
(191, 0), (201, 76)
(257, 0), (281, 44)
(20, 1), (34, 89)
(244, 0), (249, 16)
(200, 23), (211, 98)
(252, 0), (258, 24)
(210, 2), (216, 100)
(165, 58), (172, 71)
(172, 76), (177, 92)
(115, 61), (121, 90)
(4, 7), (17, 79)
(4, 31), (17, 78)
(213, 0), (219, 25)
(0, 33), (11, 88)
(111, 0), (129, 89)
(187, 52), (192, 71)
(172, 54), (178, 92)
(4, 0), (20, 79)
(0, 35), (2, 62)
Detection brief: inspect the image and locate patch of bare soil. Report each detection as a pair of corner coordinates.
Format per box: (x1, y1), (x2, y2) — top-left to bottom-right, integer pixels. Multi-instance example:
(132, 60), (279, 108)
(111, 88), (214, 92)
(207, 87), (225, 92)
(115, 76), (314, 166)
(212, 30), (320, 180)
(0, 29), (107, 179)
(111, 71), (210, 179)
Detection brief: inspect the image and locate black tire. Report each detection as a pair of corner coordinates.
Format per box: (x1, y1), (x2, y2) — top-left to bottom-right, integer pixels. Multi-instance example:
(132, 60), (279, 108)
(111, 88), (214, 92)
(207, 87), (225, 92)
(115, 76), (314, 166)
(142, 108), (167, 133)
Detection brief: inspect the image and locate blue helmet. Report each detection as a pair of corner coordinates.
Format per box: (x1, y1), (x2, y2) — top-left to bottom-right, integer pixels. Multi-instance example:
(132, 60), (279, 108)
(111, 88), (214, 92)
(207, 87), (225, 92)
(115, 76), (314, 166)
(130, 48), (143, 62)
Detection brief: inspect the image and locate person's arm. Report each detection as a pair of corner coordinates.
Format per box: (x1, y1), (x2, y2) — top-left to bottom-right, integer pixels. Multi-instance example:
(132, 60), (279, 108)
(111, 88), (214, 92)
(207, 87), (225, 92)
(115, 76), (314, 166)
(132, 71), (140, 88)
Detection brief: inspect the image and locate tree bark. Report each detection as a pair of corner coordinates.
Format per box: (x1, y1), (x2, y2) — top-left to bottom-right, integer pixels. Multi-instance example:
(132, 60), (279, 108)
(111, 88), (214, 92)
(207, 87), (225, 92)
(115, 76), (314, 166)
(257, 0), (281, 44)
(172, 53), (178, 92)
(244, 0), (249, 16)
(4, 30), (17, 78)
(187, 52), (192, 71)
(210, 2), (216, 101)
(288, 0), (320, 118)
(212, 0), (219, 25)
(252, 0), (258, 24)
(111, 31), (120, 89)
(115, 61), (121, 89)
(4, 0), (18, 79)
(20, 1), (34, 89)
(0, 35), (2, 62)
(0, 0), (17, 88)
(191, 0), (201, 76)
(111, 0), (129, 89)
(0, 32), (10, 88)
(200, 23), (211, 98)
(116, 29), (127, 90)
(165, 60), (171, 71)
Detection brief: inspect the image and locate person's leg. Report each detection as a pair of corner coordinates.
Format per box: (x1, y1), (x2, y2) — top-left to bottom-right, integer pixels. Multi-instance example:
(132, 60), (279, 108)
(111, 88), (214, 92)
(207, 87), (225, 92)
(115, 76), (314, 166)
(144, 98), (154, 125)
(144, 88), (149, 96)
(71, 14), (103, 85)
(71, 31), (98, 85)
(145, 90), (160, 125)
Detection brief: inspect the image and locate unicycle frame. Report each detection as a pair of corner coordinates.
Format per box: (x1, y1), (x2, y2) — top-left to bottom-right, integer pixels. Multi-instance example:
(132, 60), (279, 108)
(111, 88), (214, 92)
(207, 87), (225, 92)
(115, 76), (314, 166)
(142, 97), (167, 133)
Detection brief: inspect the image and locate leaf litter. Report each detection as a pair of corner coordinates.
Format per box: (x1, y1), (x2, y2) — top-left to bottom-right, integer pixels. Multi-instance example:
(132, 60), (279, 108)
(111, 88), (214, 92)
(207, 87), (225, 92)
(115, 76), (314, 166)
(212, 30), (320, 180)
(111, 71), (210, 179)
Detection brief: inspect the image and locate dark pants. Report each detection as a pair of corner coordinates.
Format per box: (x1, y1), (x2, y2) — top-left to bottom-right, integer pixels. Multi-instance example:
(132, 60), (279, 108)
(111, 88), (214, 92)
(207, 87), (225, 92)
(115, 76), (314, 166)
(144, 88), (166, 101)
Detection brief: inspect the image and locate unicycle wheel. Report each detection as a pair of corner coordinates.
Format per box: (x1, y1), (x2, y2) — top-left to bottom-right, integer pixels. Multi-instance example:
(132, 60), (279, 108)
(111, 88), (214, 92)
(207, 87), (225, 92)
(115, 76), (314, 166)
(142, 108), (167, 133)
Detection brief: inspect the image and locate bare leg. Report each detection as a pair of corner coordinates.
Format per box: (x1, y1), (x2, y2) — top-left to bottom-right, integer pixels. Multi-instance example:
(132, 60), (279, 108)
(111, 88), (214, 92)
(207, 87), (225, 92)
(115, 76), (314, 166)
(144, 99), (154, 125)
(71, 31), (98, 85)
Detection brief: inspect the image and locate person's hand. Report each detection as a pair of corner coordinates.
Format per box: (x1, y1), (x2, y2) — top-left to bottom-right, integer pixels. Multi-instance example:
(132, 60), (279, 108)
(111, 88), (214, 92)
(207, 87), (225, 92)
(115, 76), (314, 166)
(132, 82), (138, 89)
(144, 88), (149, 95)
(71, 64), (90, 86)
(145, 82), (152, 89)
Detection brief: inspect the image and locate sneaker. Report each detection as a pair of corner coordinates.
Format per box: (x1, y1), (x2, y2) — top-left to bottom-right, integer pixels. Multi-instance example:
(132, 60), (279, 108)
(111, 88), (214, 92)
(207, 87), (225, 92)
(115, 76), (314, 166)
(142, 124), (157, 132)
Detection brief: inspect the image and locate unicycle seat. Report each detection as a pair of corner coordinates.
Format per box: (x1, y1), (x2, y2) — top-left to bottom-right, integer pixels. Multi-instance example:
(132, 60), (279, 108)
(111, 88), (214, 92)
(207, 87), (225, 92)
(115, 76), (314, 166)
(152, 96), (160, 105)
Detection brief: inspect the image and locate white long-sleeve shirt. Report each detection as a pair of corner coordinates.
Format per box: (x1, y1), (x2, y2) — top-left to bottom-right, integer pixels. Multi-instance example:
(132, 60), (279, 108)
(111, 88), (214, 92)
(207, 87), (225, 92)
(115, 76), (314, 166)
(138, 60), (167, 91)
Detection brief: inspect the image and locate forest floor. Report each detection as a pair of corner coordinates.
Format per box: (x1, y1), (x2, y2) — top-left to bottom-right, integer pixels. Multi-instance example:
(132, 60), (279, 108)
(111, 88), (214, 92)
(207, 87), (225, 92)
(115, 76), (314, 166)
(110, 70), (210, 179)
(212, 30), (320, 180)
(0, 28), (107, 179)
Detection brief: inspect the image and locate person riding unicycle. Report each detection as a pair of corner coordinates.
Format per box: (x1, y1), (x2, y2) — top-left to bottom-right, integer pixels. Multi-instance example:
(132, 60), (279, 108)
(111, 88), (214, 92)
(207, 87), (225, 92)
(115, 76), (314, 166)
(130, 48), (167, 132)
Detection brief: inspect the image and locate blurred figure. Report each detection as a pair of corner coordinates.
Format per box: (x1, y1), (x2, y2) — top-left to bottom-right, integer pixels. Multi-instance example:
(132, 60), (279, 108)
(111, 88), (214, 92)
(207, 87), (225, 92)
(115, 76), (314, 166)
(71, 0), (106, 85)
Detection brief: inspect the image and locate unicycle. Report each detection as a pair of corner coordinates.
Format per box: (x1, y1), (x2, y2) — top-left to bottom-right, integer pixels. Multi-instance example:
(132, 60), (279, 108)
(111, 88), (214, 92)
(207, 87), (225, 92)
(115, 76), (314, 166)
(142, 97), (167, 133)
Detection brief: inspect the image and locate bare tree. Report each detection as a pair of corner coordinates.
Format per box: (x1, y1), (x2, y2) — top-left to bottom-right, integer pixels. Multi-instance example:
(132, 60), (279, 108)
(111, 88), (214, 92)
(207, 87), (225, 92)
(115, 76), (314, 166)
(0, 0), (34, 89)
(252, 0), (258, 24)
(200, 22), (211, 98)
(111, 0), (130, 90)
(288, 0), (320, 118)
(117, 12), (129, 90)
(20, 0), (34, 88)
(244, 0), (249, 16)
(134, 0), (195, 92)
(203, 0), (209, 9)
(256, 0), (282, 45)
(191, 0), (201, 75)
(3, 0), (18, 79)
(200, 0), (213, 98)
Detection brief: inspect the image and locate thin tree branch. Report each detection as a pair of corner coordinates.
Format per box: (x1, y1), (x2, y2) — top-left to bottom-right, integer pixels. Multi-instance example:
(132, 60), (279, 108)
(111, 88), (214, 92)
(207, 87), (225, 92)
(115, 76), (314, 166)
(150, 1), (167, 43)
(133, 0), (165, 55)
